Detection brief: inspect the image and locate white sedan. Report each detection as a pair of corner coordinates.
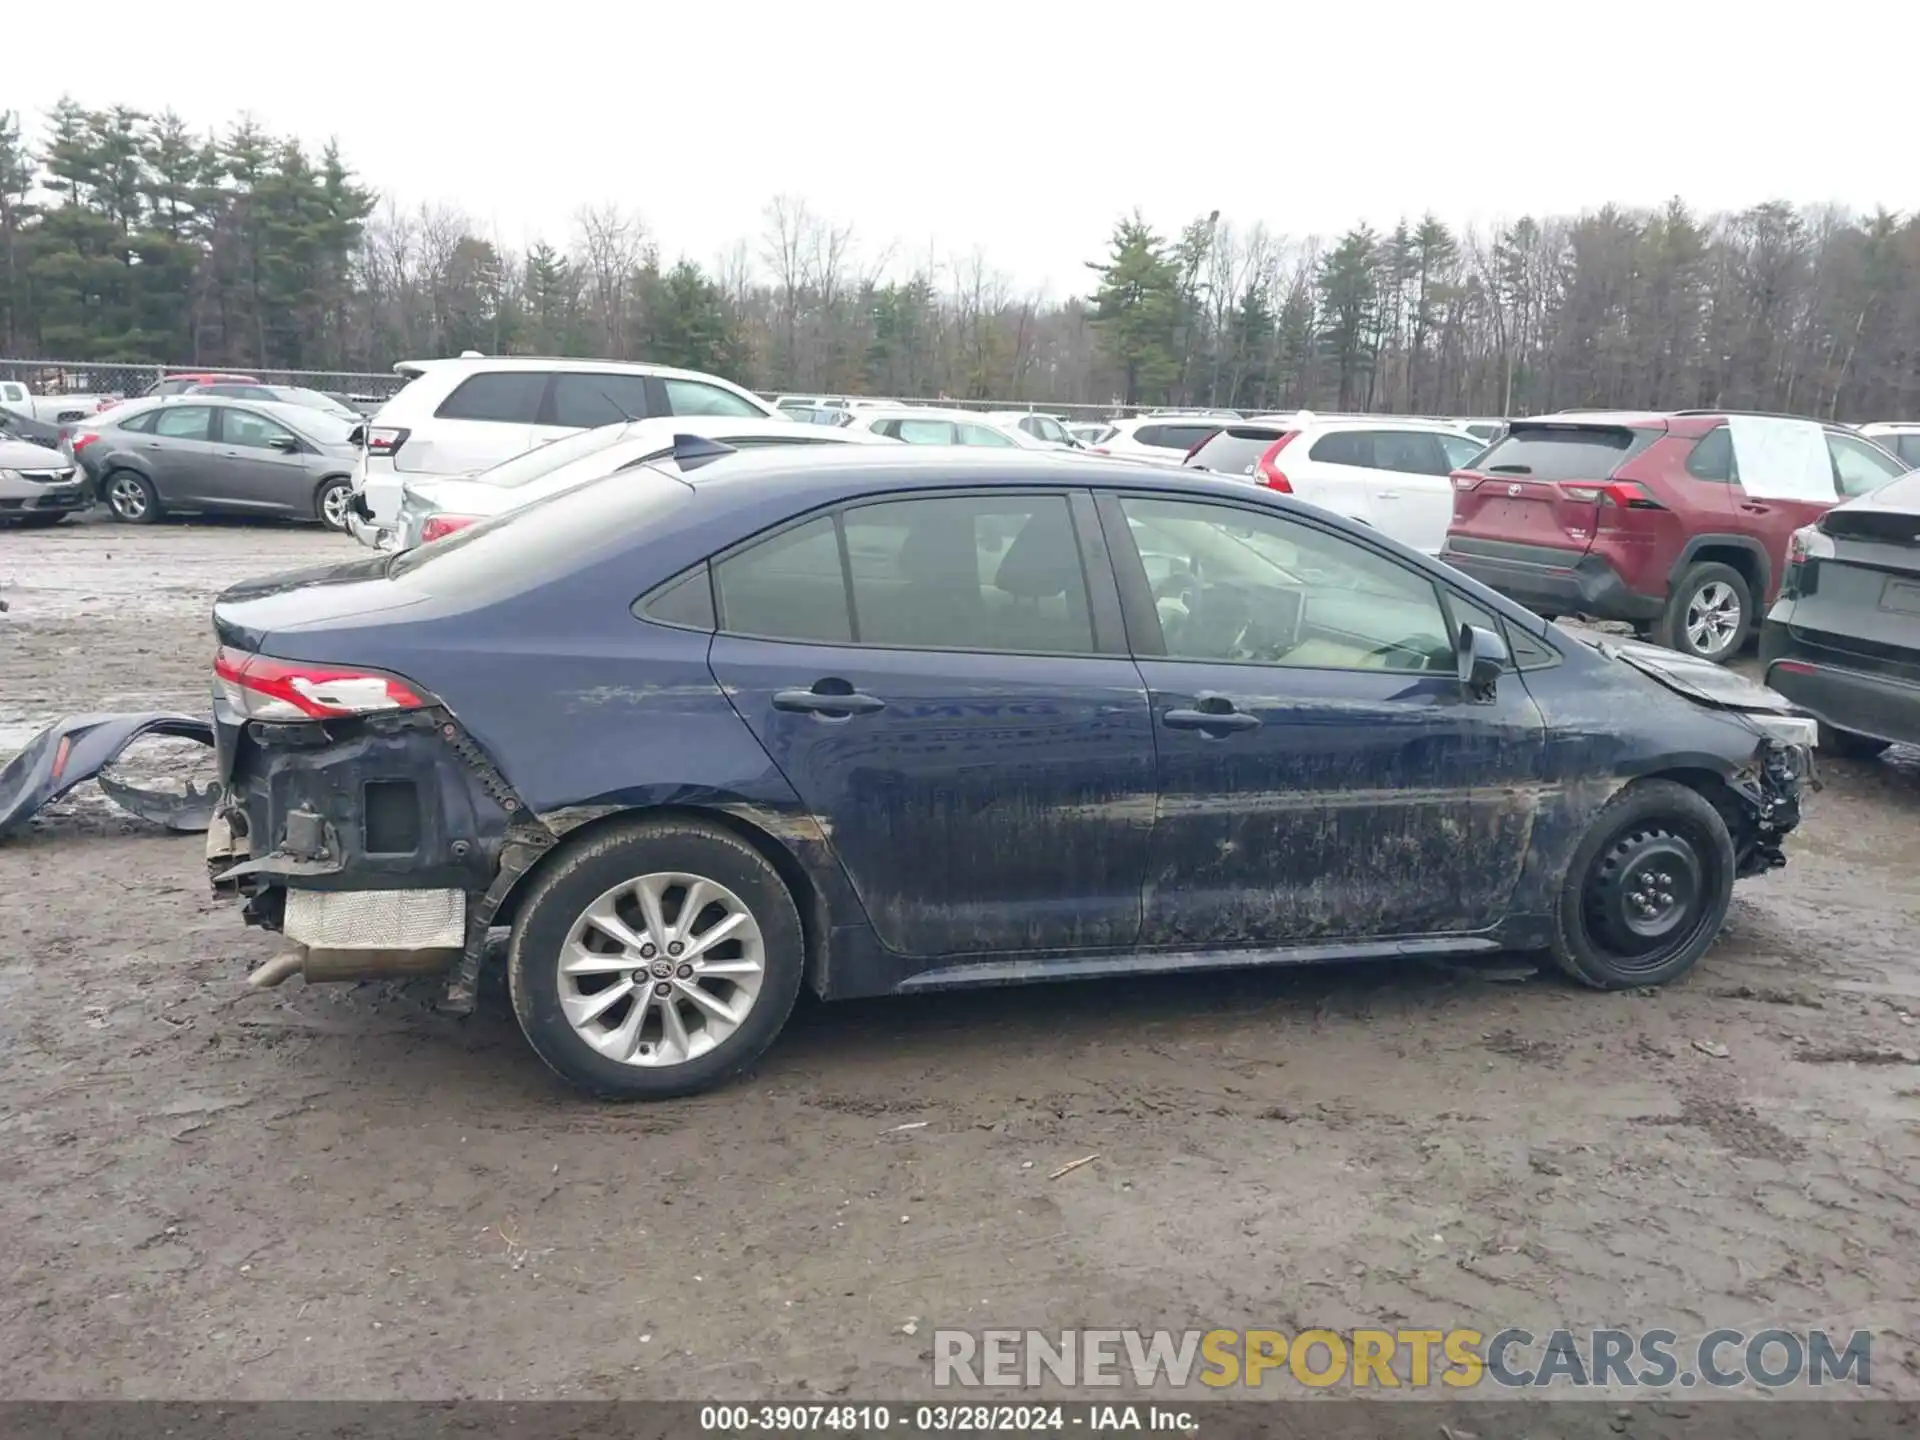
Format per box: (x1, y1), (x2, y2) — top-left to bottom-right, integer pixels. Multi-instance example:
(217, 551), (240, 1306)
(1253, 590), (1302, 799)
(382, 416), (895, 552)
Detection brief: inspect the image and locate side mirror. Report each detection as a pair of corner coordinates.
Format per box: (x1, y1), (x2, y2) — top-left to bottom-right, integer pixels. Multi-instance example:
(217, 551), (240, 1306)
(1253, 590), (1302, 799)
(267, 435), (300, 453)
(1456, 623), (1509, 701)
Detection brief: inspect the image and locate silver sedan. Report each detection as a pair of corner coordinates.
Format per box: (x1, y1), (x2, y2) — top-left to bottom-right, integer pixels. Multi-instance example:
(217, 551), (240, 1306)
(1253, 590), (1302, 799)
(68, 396), (362, 529)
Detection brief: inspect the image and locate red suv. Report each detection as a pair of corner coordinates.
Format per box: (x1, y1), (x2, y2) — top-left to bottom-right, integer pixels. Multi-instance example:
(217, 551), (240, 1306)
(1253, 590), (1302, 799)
(1441, 412), (1908, 661)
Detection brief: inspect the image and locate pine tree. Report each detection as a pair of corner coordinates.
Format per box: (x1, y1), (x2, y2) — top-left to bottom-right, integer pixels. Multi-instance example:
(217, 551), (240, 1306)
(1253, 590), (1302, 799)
(1086, 212), (1179, 404)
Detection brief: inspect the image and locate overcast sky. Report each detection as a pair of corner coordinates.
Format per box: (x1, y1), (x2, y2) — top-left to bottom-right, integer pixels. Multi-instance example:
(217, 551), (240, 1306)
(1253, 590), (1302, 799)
(20, 0), (1917, 300)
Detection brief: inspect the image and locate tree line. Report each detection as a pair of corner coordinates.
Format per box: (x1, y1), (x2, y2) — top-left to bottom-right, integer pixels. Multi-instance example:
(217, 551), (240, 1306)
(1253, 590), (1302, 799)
(5, 102), (1920, 420)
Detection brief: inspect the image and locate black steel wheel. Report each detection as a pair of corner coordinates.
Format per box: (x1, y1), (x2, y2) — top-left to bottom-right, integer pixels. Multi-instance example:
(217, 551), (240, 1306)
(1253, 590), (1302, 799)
(1549, 779), (1735, 988)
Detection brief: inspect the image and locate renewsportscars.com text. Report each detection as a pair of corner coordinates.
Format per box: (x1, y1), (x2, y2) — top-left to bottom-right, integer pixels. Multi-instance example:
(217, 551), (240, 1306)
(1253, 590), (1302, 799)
(933, 1327), (1873, 1391)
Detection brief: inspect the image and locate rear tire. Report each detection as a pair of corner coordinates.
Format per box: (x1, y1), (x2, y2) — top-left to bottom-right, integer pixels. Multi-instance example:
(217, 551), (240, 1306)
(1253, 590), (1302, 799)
(1654, 562), (1751, 663)
(314, 477), (353, 531)
(508, 818), (805, 1099)
(1548, 779), (1735, 989)
(103, 470), (160, 524)
(1818, 723), (1891, 761)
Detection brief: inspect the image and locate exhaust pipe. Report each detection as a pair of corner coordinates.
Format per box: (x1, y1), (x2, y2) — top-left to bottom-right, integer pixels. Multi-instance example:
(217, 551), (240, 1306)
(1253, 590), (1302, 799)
(247, 945), (460, 989)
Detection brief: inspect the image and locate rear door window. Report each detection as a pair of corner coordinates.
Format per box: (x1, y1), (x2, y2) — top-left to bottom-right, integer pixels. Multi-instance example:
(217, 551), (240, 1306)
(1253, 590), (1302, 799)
(713, 516), (853, 643)
(435, 371), (548, 424)
(1895, 434), (1920, 468)
(548, 373), (652, 428)
(892, 419), (957, 445)
(662, 378), (763, 417)
(956, 423), (1016, 447)
(1470, 426), (1656, 480)
(152, 405), (213, 441)
(1828, 432), (1907, 497)
(1308, 431), (1369, 467)
(1371, 431), (1449, 475)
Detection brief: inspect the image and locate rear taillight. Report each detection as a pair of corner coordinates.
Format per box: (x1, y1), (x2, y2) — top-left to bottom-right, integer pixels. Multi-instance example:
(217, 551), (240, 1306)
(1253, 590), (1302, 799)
(1256, 433), (1298, 492)
(1782, 522), (1835, 598)
(420, 514), (479, 544)
(1451, 472), (1479, 491)
(1090, 446), (1110, 455)
(365, 426), (410, 459)
(214, 646), (430, 721)
(1561, 480), (1664, 510)
(69, 432), (100, 454)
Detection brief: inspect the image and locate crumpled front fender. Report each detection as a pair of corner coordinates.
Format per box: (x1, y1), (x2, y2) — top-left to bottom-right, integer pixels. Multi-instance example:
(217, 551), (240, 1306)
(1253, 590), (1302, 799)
(0, 712), (217, 838)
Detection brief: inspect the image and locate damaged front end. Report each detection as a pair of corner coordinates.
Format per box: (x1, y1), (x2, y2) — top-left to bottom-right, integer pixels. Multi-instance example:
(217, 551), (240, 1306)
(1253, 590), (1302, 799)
(1587, 634), (1812, 877)
(209, 647), (549, 1012)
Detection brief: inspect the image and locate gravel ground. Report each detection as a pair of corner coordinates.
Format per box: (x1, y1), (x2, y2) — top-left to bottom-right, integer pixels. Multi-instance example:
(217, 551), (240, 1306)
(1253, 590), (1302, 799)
(2, 519), (1918, 1403)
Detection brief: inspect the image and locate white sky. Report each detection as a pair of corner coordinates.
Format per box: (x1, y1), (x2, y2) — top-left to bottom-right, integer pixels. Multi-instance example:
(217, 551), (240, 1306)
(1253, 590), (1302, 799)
(20, 0), (1919, 300)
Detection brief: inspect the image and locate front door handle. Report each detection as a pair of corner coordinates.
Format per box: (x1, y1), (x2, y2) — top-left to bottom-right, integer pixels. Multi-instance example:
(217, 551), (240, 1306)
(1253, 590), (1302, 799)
(1377, 489), (1401, 499)
(773, 686), (885, 717)
(1740, 502), (1771, 514)
(1163, 694), (1261, 734)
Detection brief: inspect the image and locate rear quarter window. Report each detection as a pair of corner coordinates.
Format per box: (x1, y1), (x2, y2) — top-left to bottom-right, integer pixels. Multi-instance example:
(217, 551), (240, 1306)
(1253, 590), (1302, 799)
(434, 371), (548, 424)
(1189, 427), (1285, 474)
(1472, 426), (1658, 481)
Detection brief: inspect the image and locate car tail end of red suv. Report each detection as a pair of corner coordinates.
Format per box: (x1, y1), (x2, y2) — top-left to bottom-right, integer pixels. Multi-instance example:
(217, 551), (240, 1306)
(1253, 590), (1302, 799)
(1442, 416), (1682, 622)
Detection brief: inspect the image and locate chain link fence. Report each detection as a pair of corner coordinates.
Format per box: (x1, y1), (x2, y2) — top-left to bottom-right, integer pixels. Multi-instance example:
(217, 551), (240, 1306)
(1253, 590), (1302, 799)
(0, 356), (1233, 425)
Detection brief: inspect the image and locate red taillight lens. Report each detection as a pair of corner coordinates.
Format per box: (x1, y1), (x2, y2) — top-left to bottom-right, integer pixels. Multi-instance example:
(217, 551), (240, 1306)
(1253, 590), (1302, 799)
(213, 646), (429, 721)
(1561, 481), (1663, 510)
(365, 426), (410, 459)
(1256, 434), (1298, 492)
(1451, 472), (1479, 491)
(70, 432), (100, 453)
(1090, 446), (1110, 455)
(420, 514), (479, 544)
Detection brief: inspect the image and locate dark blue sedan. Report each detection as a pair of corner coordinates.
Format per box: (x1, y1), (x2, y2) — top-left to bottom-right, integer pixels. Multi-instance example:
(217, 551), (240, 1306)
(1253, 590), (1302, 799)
(208, 445), (1813, 1098)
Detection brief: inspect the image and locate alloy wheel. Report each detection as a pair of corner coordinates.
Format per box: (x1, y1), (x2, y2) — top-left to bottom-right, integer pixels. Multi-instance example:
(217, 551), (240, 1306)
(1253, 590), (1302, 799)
(556, 871), (766, 1067)
(1684, 580), (1742, 656)
(107, 475), (148, 521)
(320, 484), (352, 530)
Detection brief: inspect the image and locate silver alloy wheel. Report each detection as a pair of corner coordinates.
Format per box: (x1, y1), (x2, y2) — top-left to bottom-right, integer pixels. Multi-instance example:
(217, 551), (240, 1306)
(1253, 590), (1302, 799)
(557, 870), (766, 1068)
(320, 484), (352, 530)
(1684, 580), (1741, 655)
(107, 474), (148, 520)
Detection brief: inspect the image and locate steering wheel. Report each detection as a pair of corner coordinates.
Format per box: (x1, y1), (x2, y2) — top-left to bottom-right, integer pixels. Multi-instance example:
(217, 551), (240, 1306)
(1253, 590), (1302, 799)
(1360, 636), (1451, 671)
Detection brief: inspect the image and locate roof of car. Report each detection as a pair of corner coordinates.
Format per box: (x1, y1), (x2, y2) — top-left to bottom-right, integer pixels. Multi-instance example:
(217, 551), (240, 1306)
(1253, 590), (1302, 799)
(391, 355), (765, 389)
(659, 440), (1235, 498)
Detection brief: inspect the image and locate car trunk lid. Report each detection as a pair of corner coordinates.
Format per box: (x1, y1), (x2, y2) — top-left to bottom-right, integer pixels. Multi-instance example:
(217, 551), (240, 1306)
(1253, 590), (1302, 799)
(1785, 474), (1920, 662)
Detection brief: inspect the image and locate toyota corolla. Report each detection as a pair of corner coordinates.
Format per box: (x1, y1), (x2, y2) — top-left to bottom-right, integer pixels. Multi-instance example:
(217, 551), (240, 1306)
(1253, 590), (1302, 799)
(205, 443), (1812, 1099)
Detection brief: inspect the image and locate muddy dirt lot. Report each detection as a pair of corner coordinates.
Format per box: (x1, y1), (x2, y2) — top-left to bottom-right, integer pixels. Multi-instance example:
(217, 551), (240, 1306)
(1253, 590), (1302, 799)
(2, 520), (1918, 1404)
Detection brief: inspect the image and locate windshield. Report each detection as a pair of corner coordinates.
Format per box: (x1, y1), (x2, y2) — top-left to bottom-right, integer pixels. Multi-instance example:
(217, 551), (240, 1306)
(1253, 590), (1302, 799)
(287, 410), (358, 445)
(479, 424), (634, 489)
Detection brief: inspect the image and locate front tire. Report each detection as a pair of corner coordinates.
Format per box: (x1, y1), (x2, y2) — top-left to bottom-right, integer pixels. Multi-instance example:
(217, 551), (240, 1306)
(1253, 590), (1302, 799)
(103, 470), (160, 524)
(1818, 723), (1891, 761)
(1655, 562), (1751, 662)
(508, 818), (805, 1099)
(315, 478), (353, 531)
(1548, 779), (1735, 989)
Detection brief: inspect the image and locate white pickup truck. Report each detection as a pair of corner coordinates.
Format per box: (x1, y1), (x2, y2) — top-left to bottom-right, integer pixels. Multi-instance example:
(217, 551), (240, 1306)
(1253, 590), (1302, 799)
(0, 379), (121, 425)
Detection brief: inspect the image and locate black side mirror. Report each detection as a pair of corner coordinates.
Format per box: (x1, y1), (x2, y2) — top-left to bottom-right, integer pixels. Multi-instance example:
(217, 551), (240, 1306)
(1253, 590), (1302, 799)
(267, 435), (300, 453)
(1456, 623), (1509, 701)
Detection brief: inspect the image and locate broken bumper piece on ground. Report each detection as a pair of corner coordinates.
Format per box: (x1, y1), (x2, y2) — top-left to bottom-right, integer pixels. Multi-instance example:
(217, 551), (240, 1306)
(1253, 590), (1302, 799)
(0, 712), (218, 838)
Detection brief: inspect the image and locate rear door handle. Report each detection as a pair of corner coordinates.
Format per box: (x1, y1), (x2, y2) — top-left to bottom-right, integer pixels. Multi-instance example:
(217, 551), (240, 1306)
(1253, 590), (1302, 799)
(1740, 502), (1771, 513)
(773, 687), (885, 717)
(1163, 694), (1261, 734)
(1377, 489), (1401, 499)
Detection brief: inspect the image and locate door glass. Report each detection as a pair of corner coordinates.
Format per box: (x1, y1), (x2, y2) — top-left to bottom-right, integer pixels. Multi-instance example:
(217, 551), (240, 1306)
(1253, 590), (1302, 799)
(222, 409), (297, 449)
(434, 372), (547, 423)
(841, 494), (1093, 653)
(956, 424), (1016, 448)
(151, 406), (212, 441)
(893, 420), (956, 445)
(1307, 431), (1370, 467)
(1371, 431), (1447, 475)
(549, 373), (652, 427)
(1119, 497), (1455, 672)
(713, 516), (852, 643)
(1896, 435), (1920, 468)
(1685, 426), (1736, 481)
(1438, 434), (1486, 469)
(661, 378), (762, 417)
(1828, 432), (1906, 497)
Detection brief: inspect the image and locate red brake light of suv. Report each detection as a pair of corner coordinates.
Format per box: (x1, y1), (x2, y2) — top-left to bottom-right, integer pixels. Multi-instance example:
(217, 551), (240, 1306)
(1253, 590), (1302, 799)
(420, 514), (479, 544)
(1256, 433), (1299, 492)
(364, 426), (410, 459)
(1560, 480), (1666, 510)
(214, 647), (431, 721)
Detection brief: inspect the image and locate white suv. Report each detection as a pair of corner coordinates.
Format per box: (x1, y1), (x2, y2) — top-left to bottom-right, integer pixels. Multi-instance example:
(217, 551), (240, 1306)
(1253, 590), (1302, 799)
(349, 356), (775, 534)
(1183, 413), (1487, 554)
(1857, 422), (1920, 470)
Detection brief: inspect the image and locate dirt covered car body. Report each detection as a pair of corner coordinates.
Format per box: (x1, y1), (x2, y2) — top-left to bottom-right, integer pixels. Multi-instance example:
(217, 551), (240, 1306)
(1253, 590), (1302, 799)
(206, 447), (1811, 1098)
